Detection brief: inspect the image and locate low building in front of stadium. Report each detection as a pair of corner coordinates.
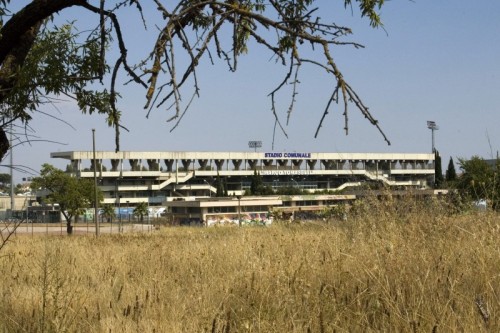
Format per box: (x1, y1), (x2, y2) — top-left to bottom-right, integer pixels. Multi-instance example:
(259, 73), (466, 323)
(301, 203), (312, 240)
(49, 151), (435, 224)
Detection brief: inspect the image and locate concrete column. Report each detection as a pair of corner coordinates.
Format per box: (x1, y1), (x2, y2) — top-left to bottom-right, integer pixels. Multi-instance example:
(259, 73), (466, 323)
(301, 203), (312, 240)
(147, 159), (159, 171)
(321, 160), (334, 170)
(263, 160), (273, 168)
(198, 159), (208, 170)
(70, 160), (79, 172)
(277, 159), (288, 167)
(214, 159), (224, 170)
(111, 159), (120, 172)
(164, 159), (174, 172)
(291, 160), (303, 169)
(307, 160), (317, 170)
(181, 159), (192, 170)
(129, 159), (140, 171)
(232, 159), (242, 170)
(248, 160), (257, 169)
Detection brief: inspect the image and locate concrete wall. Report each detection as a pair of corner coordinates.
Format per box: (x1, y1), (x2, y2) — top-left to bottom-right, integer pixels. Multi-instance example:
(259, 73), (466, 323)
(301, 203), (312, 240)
(0, 196), (35, 219)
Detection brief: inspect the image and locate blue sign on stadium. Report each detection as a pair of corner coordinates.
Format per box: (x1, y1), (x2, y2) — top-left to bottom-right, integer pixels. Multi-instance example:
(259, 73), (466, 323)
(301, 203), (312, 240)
(264, 152), (311, 158)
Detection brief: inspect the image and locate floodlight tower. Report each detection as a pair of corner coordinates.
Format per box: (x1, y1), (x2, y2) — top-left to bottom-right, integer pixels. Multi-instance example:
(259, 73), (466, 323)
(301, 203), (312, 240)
(427, 121), (439, 153)
(248, 141), (262, 152)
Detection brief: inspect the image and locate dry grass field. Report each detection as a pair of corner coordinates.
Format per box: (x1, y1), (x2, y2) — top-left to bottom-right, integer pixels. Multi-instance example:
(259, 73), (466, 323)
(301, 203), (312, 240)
(1, 197), (499, 332)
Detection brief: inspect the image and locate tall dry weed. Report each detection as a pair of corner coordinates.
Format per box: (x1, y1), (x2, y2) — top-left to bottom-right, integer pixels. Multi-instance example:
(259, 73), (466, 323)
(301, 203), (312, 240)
(0, 198), (499, 332)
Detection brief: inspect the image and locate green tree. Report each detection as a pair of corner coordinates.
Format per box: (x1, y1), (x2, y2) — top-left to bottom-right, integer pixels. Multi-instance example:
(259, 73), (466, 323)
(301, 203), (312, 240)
(434, 150), (444, 188)
(30, 163), (103, 234)
(133, 202), (149, 223)
(101, 203), (116, 223)
(15, 183), (23, 194)
(0, 173), (10, 185)
(215, 173), (224, 197)
(0, 0), (390, 162)
(249, 169), (274, 195)
(65, 163), (76, 173)
(457, 156), (500, 209)
(223, 178), (228, 197)
(445, 157), (457, 183)
(276, 186), (303, 195)
(250, 169), (264, 195)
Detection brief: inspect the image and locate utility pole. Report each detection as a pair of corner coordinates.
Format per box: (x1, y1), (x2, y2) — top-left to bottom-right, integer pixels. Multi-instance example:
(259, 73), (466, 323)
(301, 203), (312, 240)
(9, 115), (14, 218)
(92, 129), (99, 237)
(237, 195), (242, 227)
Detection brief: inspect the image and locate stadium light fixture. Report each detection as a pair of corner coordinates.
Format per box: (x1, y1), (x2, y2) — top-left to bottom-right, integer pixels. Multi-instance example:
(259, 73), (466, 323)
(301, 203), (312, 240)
(248, 141), (262, 152)
(427, 121), (439, 153)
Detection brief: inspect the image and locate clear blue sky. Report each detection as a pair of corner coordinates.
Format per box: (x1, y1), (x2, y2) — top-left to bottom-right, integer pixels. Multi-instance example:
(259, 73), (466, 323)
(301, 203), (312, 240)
(5, 0), (500, 182)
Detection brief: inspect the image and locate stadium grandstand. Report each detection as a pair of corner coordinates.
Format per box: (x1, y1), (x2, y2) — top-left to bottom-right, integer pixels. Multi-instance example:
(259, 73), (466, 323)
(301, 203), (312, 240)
(50, 151), (435, 224)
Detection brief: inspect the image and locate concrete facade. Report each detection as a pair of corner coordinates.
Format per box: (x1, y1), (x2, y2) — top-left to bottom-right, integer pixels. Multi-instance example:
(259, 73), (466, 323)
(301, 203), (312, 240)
(50, 150), (435, 210)
(44, 150), (437, 224)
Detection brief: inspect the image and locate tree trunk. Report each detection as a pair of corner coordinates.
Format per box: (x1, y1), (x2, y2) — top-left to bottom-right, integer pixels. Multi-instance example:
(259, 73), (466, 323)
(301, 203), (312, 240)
(0, 0), (87, 65)
(66, 220), (73, 235)
(0, 0), (87, 162)
(0, 128), (9, 163)
(62, 211), (73, 235)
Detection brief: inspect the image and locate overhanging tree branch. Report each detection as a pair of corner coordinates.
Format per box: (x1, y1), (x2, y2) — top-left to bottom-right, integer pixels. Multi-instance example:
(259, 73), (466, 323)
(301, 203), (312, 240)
(0, 0), (391, 164)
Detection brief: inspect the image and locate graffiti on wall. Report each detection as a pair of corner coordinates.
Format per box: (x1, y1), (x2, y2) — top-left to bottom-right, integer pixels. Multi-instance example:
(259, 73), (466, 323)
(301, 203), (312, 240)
(207, 212), (272, 226)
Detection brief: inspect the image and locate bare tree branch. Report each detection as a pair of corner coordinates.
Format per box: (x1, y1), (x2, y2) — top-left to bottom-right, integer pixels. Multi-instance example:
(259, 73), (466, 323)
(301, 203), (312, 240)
(0, 0), (391, 164)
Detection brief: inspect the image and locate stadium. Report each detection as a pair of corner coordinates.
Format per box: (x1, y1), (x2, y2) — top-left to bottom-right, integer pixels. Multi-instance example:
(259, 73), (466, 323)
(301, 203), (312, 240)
(50, 151), (436, 224)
